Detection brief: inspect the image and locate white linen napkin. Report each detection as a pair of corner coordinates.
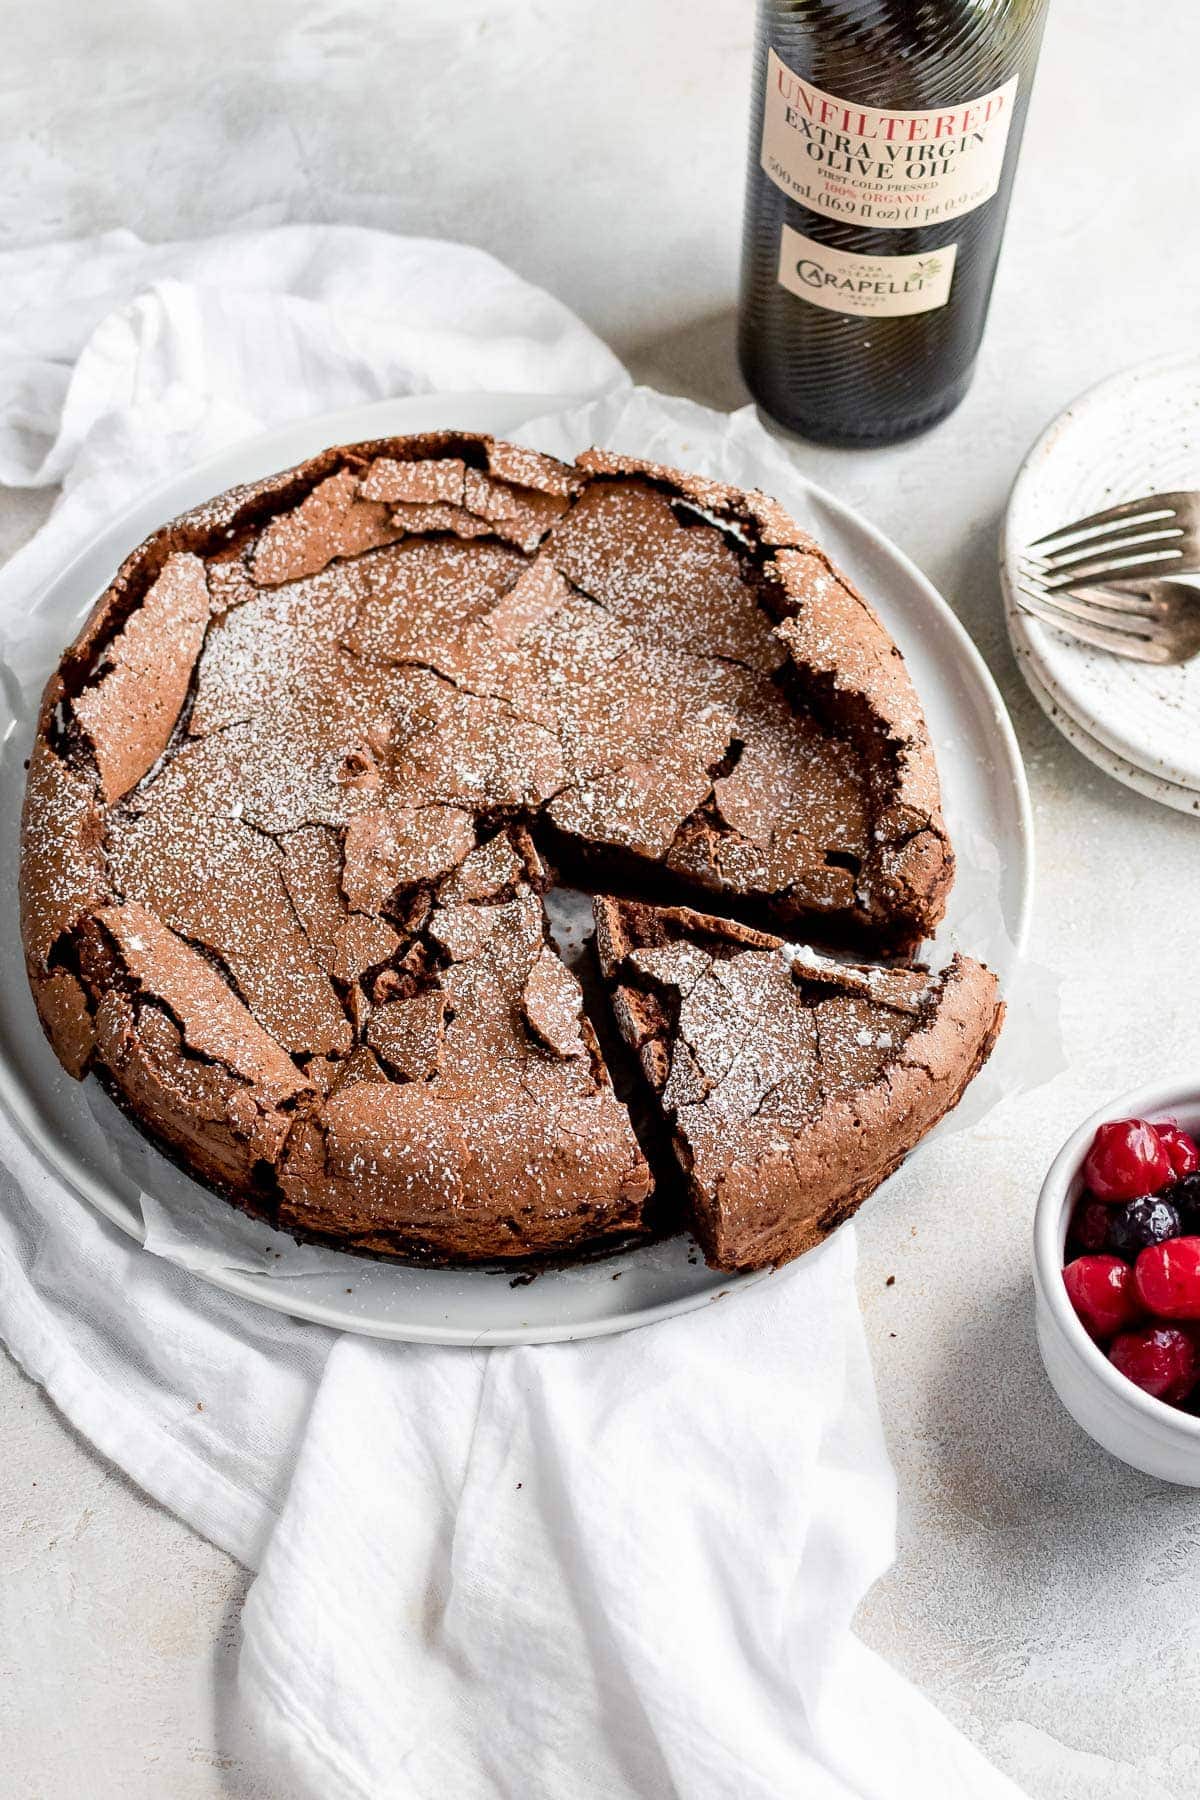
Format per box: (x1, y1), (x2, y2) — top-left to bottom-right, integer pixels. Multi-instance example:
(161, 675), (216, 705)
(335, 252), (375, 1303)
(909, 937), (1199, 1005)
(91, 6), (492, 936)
(0, 226), (1028, 1800)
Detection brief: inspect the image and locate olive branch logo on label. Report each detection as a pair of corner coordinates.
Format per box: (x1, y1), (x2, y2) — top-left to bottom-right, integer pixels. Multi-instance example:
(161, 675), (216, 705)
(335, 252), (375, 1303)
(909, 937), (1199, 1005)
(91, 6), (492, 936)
(777, 225), (959, 318)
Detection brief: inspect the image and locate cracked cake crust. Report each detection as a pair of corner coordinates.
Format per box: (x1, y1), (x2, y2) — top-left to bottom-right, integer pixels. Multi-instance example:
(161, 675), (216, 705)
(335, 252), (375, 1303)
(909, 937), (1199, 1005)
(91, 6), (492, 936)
(593, 896), (1003, 1271)
(21, 432), (973, 1271)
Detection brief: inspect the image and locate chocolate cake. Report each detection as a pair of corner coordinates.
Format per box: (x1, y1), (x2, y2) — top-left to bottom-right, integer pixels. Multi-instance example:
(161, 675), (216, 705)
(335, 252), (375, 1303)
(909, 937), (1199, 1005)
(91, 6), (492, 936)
(20, 431), (992, 1271)
(594, 898), (1002, 1271)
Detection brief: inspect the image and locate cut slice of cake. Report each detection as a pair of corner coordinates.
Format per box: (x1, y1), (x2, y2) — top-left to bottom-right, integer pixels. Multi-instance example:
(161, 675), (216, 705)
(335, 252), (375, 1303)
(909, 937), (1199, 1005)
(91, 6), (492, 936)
(593, 897), (1003, 1272)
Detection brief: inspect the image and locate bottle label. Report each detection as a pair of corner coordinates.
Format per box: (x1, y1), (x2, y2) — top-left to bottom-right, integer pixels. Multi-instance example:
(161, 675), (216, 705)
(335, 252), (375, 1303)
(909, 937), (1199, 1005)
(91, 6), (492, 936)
(761, 48), (1017, 229)
(777, 224), (957, 317)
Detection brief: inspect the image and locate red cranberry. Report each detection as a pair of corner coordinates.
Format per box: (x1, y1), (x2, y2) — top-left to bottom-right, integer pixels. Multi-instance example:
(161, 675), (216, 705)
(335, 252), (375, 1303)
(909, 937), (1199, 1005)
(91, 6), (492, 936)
(1133, 1237), (1200, 1319)
(1063, 1255), (1141, 1340)
(1158, 1123), (1200, 1180)
(1070, 1196), (1113, 1255)
(1109, 1326), (1199, 1404)
(1083, 1119), (1173, 1202)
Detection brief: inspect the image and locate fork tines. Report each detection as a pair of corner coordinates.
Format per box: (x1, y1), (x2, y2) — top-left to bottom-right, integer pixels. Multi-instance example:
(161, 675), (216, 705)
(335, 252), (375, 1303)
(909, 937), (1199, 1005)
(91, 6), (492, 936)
(1013, 569), (1173, 664)
(1027, 489), (1192, 589)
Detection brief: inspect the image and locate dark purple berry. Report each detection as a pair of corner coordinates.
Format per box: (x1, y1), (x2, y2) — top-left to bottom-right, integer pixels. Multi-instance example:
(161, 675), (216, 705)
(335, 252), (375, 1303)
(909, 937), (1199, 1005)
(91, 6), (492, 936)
(1108, 1195), (1182, 1260)
(1167, 1172), (1200, 1235)
(1070, 1196), (1112, 1254)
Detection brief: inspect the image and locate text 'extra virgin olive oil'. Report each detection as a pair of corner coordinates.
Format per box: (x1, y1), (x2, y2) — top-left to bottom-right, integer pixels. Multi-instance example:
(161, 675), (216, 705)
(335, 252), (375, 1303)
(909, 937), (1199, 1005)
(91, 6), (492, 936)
(738, 0), (1049, 446)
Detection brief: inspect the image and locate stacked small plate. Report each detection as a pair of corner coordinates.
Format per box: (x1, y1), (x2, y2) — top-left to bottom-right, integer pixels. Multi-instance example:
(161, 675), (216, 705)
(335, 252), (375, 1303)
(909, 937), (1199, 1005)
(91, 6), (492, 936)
(1002, 352), (1200, 815)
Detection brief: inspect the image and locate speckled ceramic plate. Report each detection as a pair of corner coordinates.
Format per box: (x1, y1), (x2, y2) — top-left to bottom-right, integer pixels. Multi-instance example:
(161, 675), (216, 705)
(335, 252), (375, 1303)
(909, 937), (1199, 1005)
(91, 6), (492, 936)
(1003, 352), (1200, 801)
(1015, 642), (1200, 816)
(0, 389), (1032, 1344)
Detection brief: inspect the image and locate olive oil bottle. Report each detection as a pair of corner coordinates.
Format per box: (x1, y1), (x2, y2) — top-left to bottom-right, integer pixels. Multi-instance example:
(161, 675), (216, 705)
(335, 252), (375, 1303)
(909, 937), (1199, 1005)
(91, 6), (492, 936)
(739, 0), (1050, 445)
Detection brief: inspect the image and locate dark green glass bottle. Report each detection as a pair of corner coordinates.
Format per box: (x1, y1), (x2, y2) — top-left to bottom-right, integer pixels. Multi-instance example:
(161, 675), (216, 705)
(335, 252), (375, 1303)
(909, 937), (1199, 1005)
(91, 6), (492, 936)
(738, 0), (1050, 446)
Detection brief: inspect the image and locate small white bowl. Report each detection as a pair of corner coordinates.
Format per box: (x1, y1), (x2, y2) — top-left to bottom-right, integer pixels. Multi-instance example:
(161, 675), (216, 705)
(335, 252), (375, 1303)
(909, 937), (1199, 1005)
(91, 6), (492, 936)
(1034, 1080), (1200, 1486)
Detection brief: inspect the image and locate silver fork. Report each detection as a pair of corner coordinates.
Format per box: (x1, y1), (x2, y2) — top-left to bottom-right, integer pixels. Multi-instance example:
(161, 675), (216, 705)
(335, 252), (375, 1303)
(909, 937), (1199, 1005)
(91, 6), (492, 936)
(1014, 570), (1200, 665)
(1027, 490), (1200, 590)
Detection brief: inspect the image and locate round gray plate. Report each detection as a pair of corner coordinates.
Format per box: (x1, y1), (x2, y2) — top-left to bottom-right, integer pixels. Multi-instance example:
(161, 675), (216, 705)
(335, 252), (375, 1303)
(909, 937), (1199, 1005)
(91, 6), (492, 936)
(0, 390), (1032, 1343)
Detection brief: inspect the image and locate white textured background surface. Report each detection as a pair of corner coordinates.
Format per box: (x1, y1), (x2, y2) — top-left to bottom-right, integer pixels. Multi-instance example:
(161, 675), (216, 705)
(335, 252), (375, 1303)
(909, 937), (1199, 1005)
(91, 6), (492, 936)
(3, 1), (1200, 1795)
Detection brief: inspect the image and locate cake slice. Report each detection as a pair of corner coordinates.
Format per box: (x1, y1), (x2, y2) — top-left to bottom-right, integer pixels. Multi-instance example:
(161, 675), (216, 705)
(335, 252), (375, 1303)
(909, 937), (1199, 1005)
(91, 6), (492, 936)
(593, 897), (1003, 1272)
